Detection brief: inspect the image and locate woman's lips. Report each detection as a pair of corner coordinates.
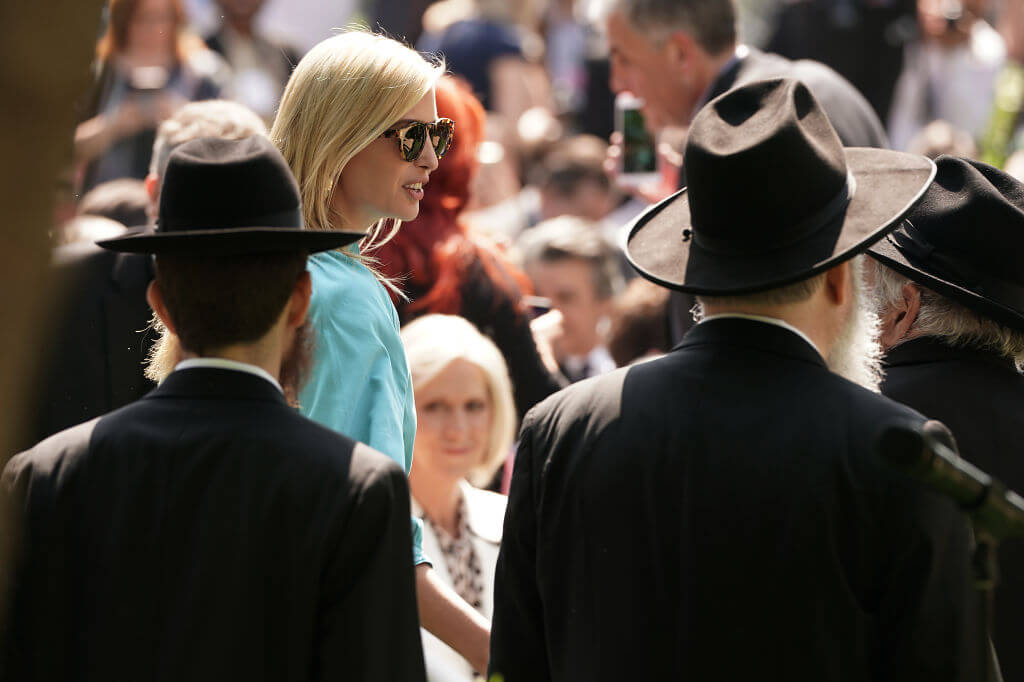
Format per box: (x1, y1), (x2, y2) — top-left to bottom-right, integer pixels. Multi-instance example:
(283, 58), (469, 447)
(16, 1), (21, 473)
(403, 182), (425, 200)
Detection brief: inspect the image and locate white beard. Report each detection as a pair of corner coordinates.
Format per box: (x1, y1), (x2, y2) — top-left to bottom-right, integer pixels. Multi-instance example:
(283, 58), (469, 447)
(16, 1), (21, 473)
(826, 273), (885, 392)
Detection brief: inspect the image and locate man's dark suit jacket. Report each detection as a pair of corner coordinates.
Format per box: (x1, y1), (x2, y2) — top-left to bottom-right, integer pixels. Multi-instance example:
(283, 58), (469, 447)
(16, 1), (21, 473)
(489, 319), (977, 681)
(667, 50), (889, 344)
(707, 47), (889, 149)
(27, 244), (155, 450)
(2, 367), (426, 682)
(882, 336), (1024, 682)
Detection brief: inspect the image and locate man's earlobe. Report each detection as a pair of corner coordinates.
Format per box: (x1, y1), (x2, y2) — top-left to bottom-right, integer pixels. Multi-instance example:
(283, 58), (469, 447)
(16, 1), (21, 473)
(287, 270), (313, 327)
(146, 280), (177, 335)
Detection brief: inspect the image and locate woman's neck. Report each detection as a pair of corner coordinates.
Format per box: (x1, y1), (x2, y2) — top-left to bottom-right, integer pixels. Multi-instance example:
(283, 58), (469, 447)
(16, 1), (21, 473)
(410, 466), (464, 537)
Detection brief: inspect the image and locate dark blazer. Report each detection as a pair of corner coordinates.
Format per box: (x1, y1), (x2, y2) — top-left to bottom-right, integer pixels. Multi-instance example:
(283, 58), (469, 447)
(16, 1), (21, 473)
(3, 367), (426, 682)
(489, 319), (977, 681)
(707, 47), (889, 149)
(27, 244), (155, 449)
(881, 336), (1024, 682)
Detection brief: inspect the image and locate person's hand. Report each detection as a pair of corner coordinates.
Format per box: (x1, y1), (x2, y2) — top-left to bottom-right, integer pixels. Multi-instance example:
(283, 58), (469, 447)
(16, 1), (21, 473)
(530, 309), (564, 375)
(154, 91), (186, 123)
(604, 131), (683, 204)
(109, 98), (150, 138)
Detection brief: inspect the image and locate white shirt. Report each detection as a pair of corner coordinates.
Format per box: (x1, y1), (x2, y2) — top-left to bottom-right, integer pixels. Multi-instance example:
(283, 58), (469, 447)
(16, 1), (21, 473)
(562, 345), (617, 382)
(700, 313), (822, 358)
(174, 357), (283, 394)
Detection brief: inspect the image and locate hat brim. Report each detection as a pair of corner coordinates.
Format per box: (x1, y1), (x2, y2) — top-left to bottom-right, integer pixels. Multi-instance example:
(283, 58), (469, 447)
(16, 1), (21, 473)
(97, 226), (364, 255)
(625, 148), (936, 295)
(868, 234), (1024, 331)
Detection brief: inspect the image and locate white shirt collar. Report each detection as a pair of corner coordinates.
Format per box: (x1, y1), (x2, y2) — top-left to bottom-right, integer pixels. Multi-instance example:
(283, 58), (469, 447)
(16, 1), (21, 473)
(699, 313), (822, 357)
(562, 345), (617, 379)
(174, 357), (284, 394)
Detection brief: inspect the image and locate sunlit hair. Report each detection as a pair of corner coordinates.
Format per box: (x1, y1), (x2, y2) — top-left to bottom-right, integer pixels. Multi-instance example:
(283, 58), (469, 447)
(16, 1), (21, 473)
(870, 258), (1024, 370)
(695, 272), (826, 308)
(96, 0), (200, 62)
(401, 314), (517, 486)
(271, 31), (445, 259)
(150, 100), (267, 178)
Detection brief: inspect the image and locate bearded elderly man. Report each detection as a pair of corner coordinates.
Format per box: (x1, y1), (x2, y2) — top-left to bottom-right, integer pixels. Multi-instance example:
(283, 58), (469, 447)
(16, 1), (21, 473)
(867, 155), (1024, 681)
(488, 79), (979, 681)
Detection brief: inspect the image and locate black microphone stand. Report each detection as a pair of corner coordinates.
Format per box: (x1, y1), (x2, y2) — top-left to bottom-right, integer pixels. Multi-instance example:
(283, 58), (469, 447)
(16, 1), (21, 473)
(972, 528), (1001, 682)
(879, 422), (1024, 682)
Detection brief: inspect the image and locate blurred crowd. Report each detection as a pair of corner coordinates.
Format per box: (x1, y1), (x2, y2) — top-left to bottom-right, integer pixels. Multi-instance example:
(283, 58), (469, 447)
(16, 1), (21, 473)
(55, 0), (1024, 398)
(10, 0), (1024, 680)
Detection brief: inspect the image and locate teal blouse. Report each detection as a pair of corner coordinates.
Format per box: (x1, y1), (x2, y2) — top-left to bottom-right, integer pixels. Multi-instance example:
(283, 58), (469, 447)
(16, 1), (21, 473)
(299, 249), (425, 565)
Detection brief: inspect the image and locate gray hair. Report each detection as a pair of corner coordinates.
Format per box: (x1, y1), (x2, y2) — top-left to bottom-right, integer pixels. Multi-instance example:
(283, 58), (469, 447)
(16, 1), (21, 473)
(589, 0), (737, 54)
(870, 259), (1024, 370)
(696, 272), (826, 312)
(149, 100), (268, 179)
(519, 215), (625, 300)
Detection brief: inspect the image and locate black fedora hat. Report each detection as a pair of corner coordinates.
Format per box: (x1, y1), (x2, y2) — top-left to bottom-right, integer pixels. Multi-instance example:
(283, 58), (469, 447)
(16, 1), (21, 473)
(97, 136), (363, 254)
(869, 156), (1024, 331)
(625, 78), (936, 295)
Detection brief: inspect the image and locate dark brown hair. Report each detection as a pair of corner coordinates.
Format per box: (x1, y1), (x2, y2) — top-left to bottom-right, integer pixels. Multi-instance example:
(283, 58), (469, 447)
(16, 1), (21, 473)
(154, 251), (307, 355)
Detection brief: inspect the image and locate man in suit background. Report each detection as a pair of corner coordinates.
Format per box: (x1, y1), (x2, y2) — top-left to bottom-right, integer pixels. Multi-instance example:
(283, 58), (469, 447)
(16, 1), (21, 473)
(596, 0), (890, 344)
(2, 136), (425, 681)
(867, 155), (1024, 681)
(520, 216), (625, 383)
(489, 79), (978, 680)
(204, 0), (302, 121)
(27, 100), (268, 449)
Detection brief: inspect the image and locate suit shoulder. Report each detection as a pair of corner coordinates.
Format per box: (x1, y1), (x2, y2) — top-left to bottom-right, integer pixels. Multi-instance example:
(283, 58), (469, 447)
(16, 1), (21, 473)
(349, 441), (407, 484)
(522, 366), (629, 431)
(826, 370), (927, 429)
(266, 408), (375, 474)
(5, 417), (101, 486)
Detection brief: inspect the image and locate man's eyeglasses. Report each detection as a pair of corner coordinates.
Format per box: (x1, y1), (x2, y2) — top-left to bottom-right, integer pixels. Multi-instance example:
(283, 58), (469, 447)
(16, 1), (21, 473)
(381, 118), (455, 162)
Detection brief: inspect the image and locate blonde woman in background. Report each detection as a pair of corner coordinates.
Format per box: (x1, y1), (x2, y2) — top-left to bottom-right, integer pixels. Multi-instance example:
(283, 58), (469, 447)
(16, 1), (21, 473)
(402, 314), (515, 681)
(271, 31), (491, 672)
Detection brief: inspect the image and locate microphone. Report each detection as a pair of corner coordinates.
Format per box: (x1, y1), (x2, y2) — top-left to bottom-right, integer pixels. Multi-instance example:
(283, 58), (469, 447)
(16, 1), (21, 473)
(876, 420), (1024, 540)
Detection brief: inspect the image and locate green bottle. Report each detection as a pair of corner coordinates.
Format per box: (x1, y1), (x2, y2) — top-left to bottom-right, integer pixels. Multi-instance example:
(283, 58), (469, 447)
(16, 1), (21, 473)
(979, 61), (1024, 168)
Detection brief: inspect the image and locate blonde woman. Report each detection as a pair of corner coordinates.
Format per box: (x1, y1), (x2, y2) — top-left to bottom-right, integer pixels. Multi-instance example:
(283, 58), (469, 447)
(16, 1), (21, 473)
(402, 314), (515, 682)
(271, 31), (490, 672)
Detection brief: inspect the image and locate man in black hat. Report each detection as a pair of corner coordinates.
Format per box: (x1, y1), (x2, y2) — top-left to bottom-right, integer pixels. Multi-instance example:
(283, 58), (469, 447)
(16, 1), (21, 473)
(1, 136), (426, 681)
(867, 155), (1024, 681)
(488, 79), (978, 680)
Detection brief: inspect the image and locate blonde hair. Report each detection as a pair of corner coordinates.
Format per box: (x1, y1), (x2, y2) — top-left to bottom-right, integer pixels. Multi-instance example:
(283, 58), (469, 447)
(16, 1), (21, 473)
(401, 314), (517, 487)
(271, 31), (444, 257)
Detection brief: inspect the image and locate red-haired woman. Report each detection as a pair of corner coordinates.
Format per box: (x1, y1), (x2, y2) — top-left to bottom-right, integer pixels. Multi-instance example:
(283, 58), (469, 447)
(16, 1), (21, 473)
(74, 0), (229, 191)
(378, 75), (562, 422)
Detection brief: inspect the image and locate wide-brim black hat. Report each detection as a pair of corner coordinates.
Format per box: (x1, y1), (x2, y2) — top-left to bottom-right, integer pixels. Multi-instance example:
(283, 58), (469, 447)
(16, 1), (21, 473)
(98, 136), (363, 255)
(869, 155), (1024, 331)
(625, 78), (936, 295)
